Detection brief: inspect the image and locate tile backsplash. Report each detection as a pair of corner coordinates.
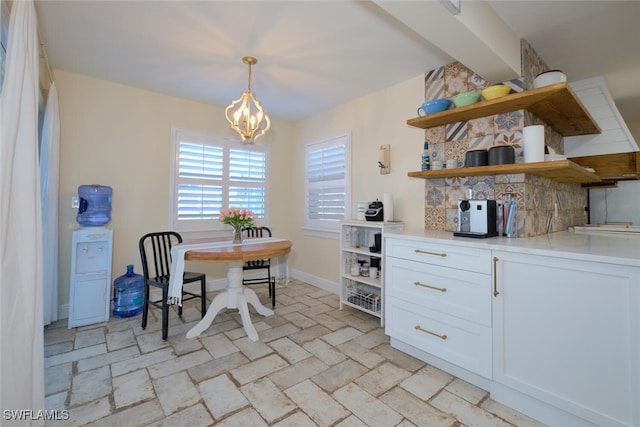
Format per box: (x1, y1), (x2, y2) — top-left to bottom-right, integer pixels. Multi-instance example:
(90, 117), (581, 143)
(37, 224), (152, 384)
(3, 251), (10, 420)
(421, 39), (587, 237)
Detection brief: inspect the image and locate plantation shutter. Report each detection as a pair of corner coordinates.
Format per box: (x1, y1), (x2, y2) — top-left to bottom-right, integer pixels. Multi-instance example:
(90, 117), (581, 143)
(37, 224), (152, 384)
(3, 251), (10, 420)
(177, 142), (223, 221)
(170, 129), (268, 232)
(305, 133), (351, 233)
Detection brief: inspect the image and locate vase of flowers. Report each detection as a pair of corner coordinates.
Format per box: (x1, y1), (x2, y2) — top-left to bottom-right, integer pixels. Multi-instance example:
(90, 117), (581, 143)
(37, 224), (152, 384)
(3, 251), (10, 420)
(219, 208), (257, 244)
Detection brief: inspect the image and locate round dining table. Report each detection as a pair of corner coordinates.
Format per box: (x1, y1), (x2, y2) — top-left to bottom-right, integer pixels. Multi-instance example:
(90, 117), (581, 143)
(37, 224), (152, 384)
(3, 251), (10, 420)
(184, 238), (292, 341)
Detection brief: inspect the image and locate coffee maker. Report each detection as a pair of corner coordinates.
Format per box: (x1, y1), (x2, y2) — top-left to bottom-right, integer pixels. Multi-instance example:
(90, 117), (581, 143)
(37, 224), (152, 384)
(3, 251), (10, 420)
(454, 199), (498, 238)
(365, 199), (384, 221)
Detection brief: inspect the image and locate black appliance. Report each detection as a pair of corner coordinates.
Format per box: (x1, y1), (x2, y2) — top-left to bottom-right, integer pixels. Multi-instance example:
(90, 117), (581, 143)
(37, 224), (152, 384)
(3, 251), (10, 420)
(365, 200), (384, 222)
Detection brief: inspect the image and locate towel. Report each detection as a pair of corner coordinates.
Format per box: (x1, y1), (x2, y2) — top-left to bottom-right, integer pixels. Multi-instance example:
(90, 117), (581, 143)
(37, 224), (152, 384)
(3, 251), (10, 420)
(168, 238), (287, 305)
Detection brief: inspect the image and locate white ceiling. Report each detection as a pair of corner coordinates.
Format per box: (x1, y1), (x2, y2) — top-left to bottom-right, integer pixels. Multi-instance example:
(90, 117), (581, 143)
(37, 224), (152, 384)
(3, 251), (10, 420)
(35, 0), (640, 124)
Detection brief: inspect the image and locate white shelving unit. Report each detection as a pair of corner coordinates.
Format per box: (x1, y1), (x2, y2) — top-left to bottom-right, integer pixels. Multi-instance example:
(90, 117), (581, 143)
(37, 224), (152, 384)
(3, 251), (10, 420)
(68, 227), (113, 328)
(339, 220), (403, 326)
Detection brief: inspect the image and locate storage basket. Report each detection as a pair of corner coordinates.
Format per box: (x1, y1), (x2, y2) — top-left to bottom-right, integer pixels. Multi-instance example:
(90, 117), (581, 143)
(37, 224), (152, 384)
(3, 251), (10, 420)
(346, 286), (381, 313)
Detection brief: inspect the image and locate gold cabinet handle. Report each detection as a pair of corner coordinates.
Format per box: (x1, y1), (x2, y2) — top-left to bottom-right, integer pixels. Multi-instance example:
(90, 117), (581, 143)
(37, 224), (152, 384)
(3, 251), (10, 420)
(414, 281), (447, 292)
(493, 256), (499, 297)
(415, 325), (447, 340)
(414, 249), (447, 257)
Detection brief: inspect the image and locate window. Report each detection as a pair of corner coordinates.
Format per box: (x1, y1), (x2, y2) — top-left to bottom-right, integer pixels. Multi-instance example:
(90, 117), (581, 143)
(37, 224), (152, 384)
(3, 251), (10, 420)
(169, 128), (268, 232)
(304, 133), (351, 236)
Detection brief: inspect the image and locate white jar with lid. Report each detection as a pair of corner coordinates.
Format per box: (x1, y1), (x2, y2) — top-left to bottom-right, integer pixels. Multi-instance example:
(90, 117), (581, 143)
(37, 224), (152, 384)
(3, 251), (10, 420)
(360, 262), (370, 277)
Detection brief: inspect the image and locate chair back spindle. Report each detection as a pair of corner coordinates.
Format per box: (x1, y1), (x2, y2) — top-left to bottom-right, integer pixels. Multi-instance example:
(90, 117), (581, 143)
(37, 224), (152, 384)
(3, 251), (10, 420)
(242, 226), (276, 308)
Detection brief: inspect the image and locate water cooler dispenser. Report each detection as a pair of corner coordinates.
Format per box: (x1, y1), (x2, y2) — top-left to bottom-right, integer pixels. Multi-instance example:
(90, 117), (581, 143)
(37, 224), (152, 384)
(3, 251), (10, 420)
(68, 228), (113, 328)
(68, 185), (114, 328)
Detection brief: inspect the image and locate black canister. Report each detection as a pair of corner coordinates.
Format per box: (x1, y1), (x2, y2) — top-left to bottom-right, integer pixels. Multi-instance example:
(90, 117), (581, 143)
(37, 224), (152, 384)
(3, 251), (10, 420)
(488, 145), (515, 165)
(464, 149), (488, 167)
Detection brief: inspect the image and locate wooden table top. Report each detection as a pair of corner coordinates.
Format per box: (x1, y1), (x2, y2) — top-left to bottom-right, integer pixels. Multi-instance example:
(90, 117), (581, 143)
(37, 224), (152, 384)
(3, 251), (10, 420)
(183, 239), (292, 263)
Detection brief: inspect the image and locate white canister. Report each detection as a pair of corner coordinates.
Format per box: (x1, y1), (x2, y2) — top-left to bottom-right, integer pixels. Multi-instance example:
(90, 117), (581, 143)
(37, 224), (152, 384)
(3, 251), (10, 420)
(350, 264), (360, 276)
(523, 125), (545, 163)
(357, 201), (368, 221)
(383, 193), (394, 222)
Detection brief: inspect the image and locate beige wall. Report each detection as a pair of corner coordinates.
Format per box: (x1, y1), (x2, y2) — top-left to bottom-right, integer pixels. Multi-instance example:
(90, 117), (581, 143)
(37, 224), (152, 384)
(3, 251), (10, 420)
(52, 67), (640, 314)
(55, 70), (430, 313)
(291, 74), (428, 287)
(55, 69), (295, 311)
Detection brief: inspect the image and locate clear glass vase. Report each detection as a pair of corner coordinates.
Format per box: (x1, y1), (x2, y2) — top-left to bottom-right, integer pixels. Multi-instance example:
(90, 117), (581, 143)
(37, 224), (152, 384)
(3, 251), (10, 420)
(232, 226), (243, 244)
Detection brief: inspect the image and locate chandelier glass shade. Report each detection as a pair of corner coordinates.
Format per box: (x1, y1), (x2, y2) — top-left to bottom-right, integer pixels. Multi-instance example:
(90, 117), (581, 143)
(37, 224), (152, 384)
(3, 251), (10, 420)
(225, 56), (271, 144)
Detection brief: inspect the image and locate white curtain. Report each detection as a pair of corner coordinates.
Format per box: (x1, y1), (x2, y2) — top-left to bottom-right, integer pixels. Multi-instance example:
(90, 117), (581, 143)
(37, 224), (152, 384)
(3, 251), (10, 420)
(0, 0), (45, 422)
(40, 83), (60, 326)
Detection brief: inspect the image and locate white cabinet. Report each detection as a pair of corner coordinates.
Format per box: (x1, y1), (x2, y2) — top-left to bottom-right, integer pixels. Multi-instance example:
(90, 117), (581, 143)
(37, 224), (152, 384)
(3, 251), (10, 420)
(492, 251), (640, 427)
(339, 221), (403, 326)
(384, 236), (492, 385)
(68, 228), (113, 328)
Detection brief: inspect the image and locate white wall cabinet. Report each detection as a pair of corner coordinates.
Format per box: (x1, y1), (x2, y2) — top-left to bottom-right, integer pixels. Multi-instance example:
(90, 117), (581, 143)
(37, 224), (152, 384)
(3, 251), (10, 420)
(384, 236), (492, 387)
(492, 250), (640, 427)
(68, 228), (113, 328)
(340, 221), (402, 326)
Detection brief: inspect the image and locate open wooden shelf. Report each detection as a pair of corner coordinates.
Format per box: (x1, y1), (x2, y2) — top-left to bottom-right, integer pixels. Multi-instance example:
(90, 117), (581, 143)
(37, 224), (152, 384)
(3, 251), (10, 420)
(406, 83), (601, 137)
(569, 152), (640, 180)
(569, 151), (640, 187)
(407, 160), (602, 184)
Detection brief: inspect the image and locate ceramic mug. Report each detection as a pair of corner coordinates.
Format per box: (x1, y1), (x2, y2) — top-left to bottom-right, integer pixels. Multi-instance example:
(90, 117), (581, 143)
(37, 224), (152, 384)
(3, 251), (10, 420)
(446, 159), (462, 169)
(432, 160), (443, 170)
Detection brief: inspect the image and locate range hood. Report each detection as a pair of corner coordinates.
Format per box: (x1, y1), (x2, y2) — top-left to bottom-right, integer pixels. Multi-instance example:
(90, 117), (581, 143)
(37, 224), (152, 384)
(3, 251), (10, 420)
(564, 76), (638, 157)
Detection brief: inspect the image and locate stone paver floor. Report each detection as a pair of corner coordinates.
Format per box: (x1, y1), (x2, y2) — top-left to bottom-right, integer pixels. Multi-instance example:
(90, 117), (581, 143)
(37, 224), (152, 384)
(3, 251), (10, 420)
(44, 280), (546, 426)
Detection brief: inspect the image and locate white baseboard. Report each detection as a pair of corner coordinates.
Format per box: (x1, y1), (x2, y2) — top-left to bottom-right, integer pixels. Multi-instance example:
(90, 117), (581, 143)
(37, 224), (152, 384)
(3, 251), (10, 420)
(58, 273), (338, 319)
(290, 268), (339, 295)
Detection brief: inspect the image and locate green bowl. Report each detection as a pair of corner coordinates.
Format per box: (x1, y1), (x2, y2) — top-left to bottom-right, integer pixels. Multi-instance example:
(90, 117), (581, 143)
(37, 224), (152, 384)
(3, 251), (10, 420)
(451, 91), (481, 108)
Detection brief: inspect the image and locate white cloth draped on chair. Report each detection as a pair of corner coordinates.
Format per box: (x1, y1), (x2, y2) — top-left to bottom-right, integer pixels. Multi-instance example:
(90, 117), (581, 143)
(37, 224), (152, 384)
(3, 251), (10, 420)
(0, 0), (45, 419)
(271, 255), (290, 284)
(40, 83), (60, 326)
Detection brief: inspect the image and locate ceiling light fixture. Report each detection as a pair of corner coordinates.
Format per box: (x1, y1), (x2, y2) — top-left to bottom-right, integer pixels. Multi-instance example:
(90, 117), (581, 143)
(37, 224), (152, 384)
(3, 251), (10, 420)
(225, 56), (271, 144)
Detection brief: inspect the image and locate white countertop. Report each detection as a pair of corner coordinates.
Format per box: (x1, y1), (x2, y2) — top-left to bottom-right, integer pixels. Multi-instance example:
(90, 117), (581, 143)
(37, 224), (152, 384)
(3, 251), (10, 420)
(384, 228), (640, 268)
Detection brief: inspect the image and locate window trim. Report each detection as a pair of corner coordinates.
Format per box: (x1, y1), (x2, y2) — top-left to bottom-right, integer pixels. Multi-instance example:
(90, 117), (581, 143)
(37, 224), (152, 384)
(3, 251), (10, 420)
(168, 127), (269, 234)
(303, 132), (351, 238)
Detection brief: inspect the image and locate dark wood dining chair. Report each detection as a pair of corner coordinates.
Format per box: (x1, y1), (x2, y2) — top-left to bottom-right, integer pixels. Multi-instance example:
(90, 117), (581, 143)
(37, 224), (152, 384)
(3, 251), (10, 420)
(242, 226), (276, 308)
(138, 231), (207, 340)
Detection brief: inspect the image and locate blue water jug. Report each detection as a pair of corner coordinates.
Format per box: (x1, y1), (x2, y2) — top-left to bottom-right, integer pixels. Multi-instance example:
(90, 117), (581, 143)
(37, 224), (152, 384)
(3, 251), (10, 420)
(112, 265), (144, 318)
(77, 184), (112, 226)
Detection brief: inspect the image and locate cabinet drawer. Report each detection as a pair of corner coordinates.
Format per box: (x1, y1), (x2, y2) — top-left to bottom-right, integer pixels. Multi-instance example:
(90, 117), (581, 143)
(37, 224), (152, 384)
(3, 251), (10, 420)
(386, 257), (491, 326)
(386, 296), (492, 378)
(385, 238), (491, 274)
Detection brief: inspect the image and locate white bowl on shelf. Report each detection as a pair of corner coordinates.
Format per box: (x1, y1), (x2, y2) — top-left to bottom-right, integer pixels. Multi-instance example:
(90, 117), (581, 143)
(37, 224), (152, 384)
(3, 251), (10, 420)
(533, 70), (567, 89)
(544, 154), (567, 161)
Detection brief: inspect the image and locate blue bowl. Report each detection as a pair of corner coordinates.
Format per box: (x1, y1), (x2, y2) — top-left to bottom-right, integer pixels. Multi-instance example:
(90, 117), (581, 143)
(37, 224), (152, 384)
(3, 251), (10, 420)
(417, 99), (452, 116)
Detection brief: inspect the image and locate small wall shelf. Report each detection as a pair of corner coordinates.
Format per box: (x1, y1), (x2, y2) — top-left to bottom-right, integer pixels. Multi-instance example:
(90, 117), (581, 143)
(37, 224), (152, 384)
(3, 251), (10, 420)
(407, 160), (602, 184)
(406, 83), (601, 137)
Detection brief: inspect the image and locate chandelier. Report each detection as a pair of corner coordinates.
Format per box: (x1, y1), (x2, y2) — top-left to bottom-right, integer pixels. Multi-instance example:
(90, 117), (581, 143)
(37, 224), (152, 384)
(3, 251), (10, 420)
(225, 56), (271, 144)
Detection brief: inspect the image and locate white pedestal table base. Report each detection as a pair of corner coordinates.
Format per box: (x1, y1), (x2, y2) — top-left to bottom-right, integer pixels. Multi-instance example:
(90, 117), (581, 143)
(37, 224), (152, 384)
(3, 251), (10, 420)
(186, 261), (273, 341)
